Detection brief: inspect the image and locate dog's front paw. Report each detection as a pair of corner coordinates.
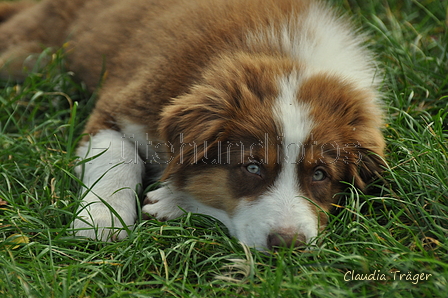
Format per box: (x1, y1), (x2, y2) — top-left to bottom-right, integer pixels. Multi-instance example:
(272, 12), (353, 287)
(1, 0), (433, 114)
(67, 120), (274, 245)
(142, 186), (186, 221)
(73, 199), (136, 241)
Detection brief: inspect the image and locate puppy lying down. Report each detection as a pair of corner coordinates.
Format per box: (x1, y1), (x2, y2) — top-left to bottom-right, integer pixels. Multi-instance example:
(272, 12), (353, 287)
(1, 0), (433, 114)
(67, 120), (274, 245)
(0, 0), (385, 250)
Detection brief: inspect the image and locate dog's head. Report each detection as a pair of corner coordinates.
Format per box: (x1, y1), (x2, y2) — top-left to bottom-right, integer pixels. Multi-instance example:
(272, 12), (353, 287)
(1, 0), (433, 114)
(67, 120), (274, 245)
(159, 53), (385, 250)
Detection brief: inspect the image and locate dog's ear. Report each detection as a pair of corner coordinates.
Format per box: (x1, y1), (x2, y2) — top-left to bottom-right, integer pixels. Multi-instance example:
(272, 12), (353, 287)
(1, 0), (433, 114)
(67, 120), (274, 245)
(348, 147), (386, 191)
(158, 85), (229, 180)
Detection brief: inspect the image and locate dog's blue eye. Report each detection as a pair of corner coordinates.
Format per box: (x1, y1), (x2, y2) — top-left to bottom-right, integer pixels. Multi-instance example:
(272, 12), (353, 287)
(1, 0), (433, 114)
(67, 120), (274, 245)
(246, 163), (261, 175)
(313, 169), (326, 181)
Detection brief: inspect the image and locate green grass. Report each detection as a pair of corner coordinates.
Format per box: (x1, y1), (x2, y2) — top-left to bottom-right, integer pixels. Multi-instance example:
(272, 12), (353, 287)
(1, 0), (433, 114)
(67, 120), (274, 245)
(1, 0), (447, 297)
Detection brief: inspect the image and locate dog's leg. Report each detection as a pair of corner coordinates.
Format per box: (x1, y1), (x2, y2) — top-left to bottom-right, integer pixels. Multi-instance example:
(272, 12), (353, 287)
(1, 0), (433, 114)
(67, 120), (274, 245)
(141, 185), (189, 221)
(0, 1), (36, 23)
(142, 183), (235, 236)
(74, 129), (144, 241)
(0, 0), (86, 80)
(0, 1), (47, 81)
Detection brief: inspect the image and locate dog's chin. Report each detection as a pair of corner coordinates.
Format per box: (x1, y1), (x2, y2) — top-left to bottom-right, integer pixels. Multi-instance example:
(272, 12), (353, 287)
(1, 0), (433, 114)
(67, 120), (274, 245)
(141, 179), (321, 251)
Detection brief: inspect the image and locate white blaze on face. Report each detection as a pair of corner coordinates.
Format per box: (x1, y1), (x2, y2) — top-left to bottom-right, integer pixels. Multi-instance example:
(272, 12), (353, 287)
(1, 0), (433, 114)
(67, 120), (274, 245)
(231, 72), (318, 250)
(246, 1), (379, 92)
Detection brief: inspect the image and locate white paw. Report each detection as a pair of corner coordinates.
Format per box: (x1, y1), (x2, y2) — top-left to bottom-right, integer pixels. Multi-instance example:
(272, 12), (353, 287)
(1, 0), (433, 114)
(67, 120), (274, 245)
(141, 186), (186, 221)
(73, 198), (136, 241)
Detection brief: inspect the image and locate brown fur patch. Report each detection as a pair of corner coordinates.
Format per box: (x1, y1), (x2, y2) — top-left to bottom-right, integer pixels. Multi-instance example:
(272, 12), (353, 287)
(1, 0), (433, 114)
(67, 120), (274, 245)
(158, 54), (294, 175)
(296, 74), (385, 225)
(0, 1), (36, 23)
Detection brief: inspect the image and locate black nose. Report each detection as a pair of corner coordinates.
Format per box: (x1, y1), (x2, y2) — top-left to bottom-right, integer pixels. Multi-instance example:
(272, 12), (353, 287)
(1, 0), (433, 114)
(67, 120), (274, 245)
(267, 233), (306, 250)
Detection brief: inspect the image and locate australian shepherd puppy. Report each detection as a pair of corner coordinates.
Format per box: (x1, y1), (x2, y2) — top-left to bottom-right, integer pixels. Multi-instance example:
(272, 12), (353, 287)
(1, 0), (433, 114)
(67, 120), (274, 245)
(0, 0), (385, 250)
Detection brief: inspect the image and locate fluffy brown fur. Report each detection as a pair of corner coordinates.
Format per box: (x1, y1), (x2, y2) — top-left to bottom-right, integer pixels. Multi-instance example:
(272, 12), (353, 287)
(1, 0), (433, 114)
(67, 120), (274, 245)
(0, 0), (385, 248)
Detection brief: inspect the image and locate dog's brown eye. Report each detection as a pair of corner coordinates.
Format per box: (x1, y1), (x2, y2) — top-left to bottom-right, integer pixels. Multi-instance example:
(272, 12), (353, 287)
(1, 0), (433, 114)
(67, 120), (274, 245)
(246, 163), (261, 175)
(313, 169), (327, 181)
